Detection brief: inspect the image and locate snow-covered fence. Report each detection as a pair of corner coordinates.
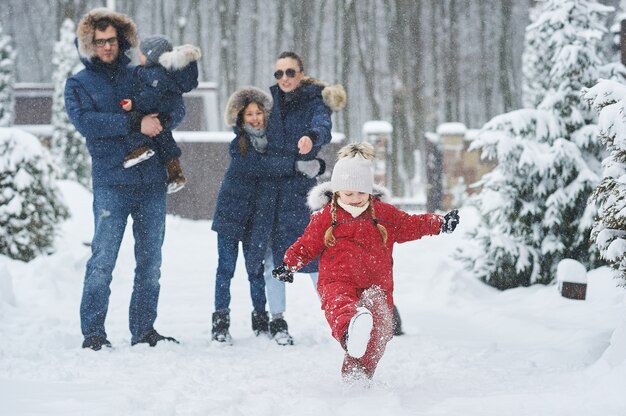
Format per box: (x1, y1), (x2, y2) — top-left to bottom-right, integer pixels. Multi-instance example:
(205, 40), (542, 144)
(556, 259), (587, 300)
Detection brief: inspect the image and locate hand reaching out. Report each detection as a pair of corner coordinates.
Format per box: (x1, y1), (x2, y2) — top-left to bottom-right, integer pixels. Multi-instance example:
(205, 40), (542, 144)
(441, 209), (459, 233)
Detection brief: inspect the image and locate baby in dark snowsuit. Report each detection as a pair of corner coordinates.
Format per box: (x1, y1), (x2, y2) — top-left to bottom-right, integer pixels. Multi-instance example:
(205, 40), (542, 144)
(122, 35), (201, 194)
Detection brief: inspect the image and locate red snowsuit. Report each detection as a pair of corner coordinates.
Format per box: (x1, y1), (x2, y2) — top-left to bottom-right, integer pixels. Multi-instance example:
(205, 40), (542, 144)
(283, 196), (442, 378)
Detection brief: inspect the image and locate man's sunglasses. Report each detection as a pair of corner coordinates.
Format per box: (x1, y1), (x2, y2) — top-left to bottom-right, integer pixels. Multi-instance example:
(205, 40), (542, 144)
(274, 68), (299, 80)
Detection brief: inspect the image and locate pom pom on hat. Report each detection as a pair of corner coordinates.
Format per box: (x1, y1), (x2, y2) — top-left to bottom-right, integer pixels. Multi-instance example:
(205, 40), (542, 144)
(140, 35), (173, 65)
(331, 155), (374, 194)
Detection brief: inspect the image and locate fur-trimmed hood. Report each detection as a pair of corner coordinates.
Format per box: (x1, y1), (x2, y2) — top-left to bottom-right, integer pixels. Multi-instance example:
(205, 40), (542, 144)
(158, 44), (202, 70)
(307, 181), (391, 211)
(301, 77), (347, 112)
(76, 7), (138, 61)
(224, 86), (273, 126)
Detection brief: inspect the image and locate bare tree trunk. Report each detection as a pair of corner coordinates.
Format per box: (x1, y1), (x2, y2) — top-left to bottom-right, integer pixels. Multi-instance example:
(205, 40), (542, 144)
(499, 0), (516, 111)
(275, 1), (287, 56)
(409, 0), (426, 198)
(443, 0), (460, 122)
(314, 0), (327, 76)
(386, 0), (411, 196)
(250, 0), (259, 85)
(431, 2), (443, 128)
(340, 0), (354, 141)
(478, 0), (494, 119)
(353, 2), (381, 119)
(290, 0), (314, 63)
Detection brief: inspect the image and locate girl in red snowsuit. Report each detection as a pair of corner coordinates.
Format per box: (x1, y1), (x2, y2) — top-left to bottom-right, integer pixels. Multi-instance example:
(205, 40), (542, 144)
(273, 143), (459, 380)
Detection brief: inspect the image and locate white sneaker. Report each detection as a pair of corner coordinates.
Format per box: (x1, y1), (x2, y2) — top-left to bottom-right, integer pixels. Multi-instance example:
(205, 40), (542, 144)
(346, 307), (373, 359)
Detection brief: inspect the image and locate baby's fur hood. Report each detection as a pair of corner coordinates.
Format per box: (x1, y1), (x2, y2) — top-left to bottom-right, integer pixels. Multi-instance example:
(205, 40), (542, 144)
(159, 44), (202, 70)
(307, 181), (391, 212)
(301, 78), (347, 112)
(77, 7), (138, 60)
(224, 87), (273, 126)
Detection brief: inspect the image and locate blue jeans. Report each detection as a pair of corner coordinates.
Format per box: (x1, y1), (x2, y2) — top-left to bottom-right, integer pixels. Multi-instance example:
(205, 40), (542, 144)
(80, 183), (166, 344)
(263, 247), (318, 316)
(214, 235), (266, 313)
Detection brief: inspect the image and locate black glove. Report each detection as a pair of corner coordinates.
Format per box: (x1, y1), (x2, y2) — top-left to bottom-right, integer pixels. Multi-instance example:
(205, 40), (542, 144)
(272, 263), (294, 283)
(441, 209), (459, 233)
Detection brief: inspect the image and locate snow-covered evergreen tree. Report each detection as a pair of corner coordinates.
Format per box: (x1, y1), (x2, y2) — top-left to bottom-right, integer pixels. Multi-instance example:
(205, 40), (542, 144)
(0, 128), (69, 262)
(583, 79), (626, 284)
(456, 0), (610, 290)
(50, 19), (90, 188)
(0, 23), (16, 127)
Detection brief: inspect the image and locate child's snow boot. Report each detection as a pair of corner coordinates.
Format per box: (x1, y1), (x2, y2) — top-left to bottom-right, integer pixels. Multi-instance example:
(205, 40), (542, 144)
(251, 310), (270, 336)
(166, 158), (187, 194)
(211, 310), (232, 344)
(123, 145), (155, 168)
(346, 307), (373, 359)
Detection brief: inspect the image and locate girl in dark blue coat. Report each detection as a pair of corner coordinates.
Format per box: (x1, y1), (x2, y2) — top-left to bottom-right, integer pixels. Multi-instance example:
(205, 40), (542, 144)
(121, 35), (201, 194)
(211, 87), (325, 343)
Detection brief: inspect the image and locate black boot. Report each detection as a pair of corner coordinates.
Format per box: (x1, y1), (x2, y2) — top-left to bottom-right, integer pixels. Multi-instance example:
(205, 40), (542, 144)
(131, 329), (179, 347)
(251, 310), (270, 336)
(392, 305), (404, 336)
(269, 317), (294, 346)
(82, 336), (112, 351)
(212, 310), (232, 344)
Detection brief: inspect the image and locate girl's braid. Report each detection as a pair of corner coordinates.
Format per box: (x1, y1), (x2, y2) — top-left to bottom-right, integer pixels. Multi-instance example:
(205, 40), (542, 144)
(324, 193), (338, 247)
(369, 195), (388, 245)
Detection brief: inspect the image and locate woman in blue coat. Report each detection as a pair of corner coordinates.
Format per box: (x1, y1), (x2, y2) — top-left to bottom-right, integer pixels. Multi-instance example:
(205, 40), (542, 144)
(247, 52), (346, 345)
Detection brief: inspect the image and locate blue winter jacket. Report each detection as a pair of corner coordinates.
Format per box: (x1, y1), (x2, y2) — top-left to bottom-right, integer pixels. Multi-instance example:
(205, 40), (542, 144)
(133, 61), (198, 115)
(213, 83), (332, 273)
(64, 46), (185, 187)
(211, 130), (298, 241)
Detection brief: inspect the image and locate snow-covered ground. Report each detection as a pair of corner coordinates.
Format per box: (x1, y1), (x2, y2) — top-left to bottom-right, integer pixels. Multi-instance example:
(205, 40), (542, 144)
(1, 180), (625, 416)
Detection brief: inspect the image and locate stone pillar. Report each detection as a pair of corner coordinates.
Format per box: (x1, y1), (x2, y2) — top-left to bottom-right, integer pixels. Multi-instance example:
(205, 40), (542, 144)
(362, 120), (393, 190)
(437, 122), (467, 211)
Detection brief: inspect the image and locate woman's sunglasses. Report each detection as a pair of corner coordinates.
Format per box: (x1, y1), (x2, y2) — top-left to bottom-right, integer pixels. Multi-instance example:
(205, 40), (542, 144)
(274, 68), (299, 80)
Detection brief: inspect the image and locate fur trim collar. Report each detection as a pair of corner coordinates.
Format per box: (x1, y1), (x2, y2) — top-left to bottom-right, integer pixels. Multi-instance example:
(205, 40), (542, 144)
(307, 181), (391, 211)
(77, 8), (138, 61)
(224, 86), (273, 126)
(158, 44), (201, 70)
(301, 78), (347, 112)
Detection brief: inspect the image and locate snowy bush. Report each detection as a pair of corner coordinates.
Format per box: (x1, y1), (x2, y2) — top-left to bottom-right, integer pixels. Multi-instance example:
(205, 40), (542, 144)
(456, 0), (608, 290)
(0, 128), (69, 262)
(50, 18), (90, 188)
(0, 23), (16, 127)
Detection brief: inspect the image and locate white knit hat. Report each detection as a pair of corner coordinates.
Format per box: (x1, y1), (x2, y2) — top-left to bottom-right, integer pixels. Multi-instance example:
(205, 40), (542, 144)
(331, 155), (374, 194)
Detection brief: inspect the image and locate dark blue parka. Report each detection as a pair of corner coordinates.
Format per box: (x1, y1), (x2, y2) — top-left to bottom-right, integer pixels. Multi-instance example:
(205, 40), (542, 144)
(64, 40), (185, 187)
(128, 57), (198, 161)
(133, 61), (198, 115)
(211, 131), (298, 241)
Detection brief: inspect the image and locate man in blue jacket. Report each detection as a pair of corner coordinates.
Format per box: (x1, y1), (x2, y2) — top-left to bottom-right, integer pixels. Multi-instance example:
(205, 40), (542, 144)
(64, 8), (184, 350)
